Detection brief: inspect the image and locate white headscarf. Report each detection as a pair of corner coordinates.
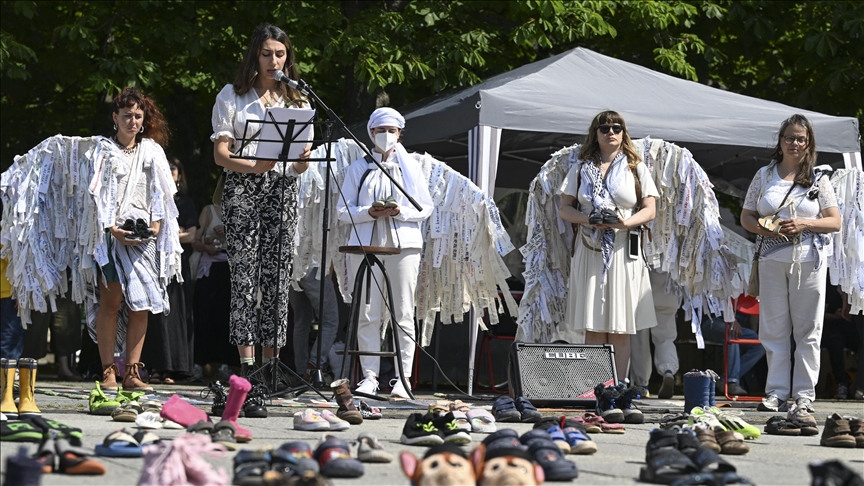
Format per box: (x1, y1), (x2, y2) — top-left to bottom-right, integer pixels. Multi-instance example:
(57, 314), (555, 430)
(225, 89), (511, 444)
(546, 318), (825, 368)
(366, 107), (405, 141)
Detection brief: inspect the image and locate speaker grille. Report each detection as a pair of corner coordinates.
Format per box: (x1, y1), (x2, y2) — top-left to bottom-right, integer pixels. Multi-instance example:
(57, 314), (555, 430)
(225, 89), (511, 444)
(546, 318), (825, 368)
(510, 344), (616, 405)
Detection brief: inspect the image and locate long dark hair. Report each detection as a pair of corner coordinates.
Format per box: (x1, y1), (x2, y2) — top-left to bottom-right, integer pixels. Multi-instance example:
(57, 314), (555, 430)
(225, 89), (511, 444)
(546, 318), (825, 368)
(578, 110), (641, 170)
(112, 87), (170, 148)
(233, 23), (302, 102)
(771, 114), (817, 186)
(168, 157), (187, 195)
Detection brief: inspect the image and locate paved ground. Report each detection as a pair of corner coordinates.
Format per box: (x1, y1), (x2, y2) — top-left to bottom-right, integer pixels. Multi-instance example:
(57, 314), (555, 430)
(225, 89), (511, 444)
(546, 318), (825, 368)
(1, 381), (863, 485)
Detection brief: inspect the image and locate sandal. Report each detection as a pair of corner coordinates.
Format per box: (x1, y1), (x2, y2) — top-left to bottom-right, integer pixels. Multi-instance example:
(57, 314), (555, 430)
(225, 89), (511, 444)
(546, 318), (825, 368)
(582, 412), (625, 434)
(764, 416), (800, 436)
(639, 447), (699, 484)
(232, 450), (270, 485)
(111, 400), (143, 422)
(449, 400), (470, 413)
(527, 438), (579, 481)
(95, 429), (147, 457)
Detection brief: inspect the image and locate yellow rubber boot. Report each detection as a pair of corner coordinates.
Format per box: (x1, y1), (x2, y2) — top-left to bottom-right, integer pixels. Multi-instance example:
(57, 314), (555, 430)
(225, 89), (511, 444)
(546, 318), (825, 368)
(0, 358), (18, 419)
(16, 358), (41, 417)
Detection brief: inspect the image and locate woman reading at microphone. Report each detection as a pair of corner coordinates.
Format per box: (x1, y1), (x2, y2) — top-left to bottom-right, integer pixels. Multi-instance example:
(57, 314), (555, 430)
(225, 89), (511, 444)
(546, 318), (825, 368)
(211, 23), (311, 376)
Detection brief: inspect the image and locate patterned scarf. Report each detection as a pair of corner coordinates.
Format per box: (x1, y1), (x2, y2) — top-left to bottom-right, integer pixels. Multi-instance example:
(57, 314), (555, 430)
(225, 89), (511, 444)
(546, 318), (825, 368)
(580, 151), (627, 288)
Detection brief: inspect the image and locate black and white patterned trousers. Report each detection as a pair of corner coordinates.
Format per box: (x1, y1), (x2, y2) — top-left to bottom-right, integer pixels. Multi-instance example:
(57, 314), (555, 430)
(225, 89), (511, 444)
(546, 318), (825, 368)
(222, 169), (298, 348)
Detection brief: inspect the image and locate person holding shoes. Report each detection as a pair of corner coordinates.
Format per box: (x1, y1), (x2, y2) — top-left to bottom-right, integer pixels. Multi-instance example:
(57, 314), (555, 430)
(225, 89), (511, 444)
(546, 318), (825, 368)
(740, 114), (840, 416)
(556, 110), (659, 379)
(93, 87), (178, 392)
(211, 23), (311, 375)
(336, 107), (433, 399)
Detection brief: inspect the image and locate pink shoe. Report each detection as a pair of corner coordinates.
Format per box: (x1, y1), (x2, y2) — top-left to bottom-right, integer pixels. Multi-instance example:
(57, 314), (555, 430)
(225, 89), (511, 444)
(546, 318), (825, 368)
(581, 412), (625, 434)
(222, 375), (252, 442)
(160, 395), (209, 428)
(139, 433), (229, 485)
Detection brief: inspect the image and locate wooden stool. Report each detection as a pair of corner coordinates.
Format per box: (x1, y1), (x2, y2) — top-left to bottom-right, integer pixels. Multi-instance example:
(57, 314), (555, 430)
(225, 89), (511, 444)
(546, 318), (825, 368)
(338, 245), (415, 400)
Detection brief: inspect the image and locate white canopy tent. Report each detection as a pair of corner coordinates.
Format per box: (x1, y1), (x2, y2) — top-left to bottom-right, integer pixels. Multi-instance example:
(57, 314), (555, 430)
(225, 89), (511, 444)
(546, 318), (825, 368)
(387, 47), (862, 395)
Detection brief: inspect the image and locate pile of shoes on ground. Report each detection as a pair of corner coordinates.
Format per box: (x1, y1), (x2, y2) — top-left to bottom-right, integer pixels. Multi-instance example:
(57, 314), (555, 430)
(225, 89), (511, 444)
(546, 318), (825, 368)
(639, 426), (752, 484)
(232, 432), (393, 483)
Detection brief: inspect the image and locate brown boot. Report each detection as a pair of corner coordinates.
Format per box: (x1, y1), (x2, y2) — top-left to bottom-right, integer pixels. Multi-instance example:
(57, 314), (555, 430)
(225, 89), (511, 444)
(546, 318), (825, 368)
(331, 378), (363, 424)
(101, 363), (119, 390)
(122, 362), (153, 391)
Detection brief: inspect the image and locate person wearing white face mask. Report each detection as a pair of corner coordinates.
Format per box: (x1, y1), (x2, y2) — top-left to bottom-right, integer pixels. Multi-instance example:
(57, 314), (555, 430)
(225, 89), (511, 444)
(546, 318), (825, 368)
(336, 107), (434, 399)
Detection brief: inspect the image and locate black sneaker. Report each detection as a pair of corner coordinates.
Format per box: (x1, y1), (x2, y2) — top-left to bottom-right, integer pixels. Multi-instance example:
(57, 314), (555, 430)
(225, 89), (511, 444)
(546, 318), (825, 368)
(601, 207), (620, 224)
(203, 381), (228, 417)
(400, 413), (445, 446)
(615, 383), (644, 424)
(119, 218), (139, 241)
(432, 412), (471, 445)
(243, 379), (268, 418)
(588, 208), (603, 225)
(594, 384), (624, 423)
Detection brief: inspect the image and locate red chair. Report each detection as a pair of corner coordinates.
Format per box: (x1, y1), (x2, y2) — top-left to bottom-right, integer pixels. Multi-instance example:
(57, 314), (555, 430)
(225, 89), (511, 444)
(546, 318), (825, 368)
(723, 295), (763, 401)
(474, 290), (522, 392)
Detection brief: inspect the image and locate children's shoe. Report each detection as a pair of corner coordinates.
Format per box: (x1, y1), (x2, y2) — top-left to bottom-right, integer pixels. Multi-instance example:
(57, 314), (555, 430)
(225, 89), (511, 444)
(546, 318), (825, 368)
(242, 379), (268, 418)
(1, 359), (19, 419)
(522, 428), (569, 453)
(467, 408), (497, 433)
(273, 441), (320, 476)
(319, 410), (350, 431)
(331, 379), (363, 424)
(708, 407), (760, 440)
(17, 358), (41, 417)
(356, 432), (393, 463)
(294, 409), (330, 431)
(514, 397), (542, 423)
(314, 434), (364, 478)
(203, 381), (228, 417)
(593, 384), (624, 423)
(560, 418), (598, 455)
(432, 412), (471, 444)
(89, 382), (122, 416)
(689, 407), (724, 431)
(682, 370), (713, 413)
(492, 396), (521, 423)
(527, 438), (579, 481)
(451, 410), (472, 432)
(615, 384), (644, 424)
(820, 413), (857, 448)
(400, 413), (444, 446)
(787, 402), (817, 427)
(358, 401), (382, 420)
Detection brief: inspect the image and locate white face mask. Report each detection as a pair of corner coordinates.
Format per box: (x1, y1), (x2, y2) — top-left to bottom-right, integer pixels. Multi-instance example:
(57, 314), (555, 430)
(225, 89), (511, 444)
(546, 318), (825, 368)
(374, 131), (398, 153)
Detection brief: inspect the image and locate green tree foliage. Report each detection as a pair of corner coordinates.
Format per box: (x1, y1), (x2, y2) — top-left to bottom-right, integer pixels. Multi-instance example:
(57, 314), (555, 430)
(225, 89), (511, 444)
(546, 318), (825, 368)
(1, 0), (861, 208)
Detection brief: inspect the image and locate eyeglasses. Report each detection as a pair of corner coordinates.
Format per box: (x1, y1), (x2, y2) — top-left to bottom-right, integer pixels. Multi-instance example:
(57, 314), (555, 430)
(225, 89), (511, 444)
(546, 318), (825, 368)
(598, 125), (623, 134)
(782, 136), (808, 145)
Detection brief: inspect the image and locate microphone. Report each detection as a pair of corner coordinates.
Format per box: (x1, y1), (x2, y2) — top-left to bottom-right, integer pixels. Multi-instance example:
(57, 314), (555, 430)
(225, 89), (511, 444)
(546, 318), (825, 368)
(274, 71), (308, 95)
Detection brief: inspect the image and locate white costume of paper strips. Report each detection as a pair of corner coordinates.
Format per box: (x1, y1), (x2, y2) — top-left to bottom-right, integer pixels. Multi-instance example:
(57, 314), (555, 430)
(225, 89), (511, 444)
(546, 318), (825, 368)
(828, 168), (864, 314)
(517, 138), (749, 347)
(0, 136), (182, 344)
(294, 139), (517, 346)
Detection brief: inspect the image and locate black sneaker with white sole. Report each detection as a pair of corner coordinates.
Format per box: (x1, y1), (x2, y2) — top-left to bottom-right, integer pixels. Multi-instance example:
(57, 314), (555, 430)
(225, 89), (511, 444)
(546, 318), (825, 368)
(432, 412), (471, 445)
(400, 413), (444, 446)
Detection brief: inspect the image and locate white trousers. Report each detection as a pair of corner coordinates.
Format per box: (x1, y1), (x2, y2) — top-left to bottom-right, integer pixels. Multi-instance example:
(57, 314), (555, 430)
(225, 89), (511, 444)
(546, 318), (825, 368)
(759, 258), (826, 401)
(348, 249), (420, 379)
(630, 271), (680, 386)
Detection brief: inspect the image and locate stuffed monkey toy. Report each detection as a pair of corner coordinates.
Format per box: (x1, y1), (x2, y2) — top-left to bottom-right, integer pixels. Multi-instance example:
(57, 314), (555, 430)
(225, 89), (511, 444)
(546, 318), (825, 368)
(400, 443), (476, 486)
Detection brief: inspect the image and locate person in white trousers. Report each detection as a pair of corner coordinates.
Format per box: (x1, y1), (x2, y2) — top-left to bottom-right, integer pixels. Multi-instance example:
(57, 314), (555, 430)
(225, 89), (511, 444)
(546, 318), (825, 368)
(740, 114), (840, 421)
(630, 270), (680, 398)
(337, 108), (433, 399)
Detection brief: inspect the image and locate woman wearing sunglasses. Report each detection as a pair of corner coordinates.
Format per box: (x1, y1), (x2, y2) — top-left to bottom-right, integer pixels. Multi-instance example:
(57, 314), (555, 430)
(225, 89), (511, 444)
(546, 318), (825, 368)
(557, 111), (659, 379)
(740, 114), (840, 419)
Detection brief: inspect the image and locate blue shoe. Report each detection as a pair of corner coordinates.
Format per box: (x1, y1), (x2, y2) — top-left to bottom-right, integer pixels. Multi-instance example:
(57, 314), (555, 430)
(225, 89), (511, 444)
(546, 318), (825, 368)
(492, 397), (521, 423)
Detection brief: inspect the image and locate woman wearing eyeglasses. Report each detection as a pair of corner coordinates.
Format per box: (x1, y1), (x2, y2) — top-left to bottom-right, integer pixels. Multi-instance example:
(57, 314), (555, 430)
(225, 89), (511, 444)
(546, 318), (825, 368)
(740, 114), (840, 419)
(557, 111), (659, 380)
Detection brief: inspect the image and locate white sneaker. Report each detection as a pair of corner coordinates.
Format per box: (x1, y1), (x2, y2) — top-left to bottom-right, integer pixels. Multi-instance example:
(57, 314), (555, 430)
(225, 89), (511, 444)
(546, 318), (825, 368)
(390, 378), (410, 399)
(356, 376), (379, 395)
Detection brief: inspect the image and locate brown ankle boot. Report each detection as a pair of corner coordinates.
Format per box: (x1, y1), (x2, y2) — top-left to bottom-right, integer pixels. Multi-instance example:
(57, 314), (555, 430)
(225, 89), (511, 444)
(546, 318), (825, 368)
(331, 378), (363, 424)
(101, 363), (119, 390)
(122, 362), (153, 391)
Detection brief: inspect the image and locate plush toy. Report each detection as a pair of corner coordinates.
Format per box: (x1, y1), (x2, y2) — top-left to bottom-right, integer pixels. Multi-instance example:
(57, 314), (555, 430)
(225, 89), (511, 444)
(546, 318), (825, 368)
(471, 444), (544, 486)
(400, 443), (476, 486)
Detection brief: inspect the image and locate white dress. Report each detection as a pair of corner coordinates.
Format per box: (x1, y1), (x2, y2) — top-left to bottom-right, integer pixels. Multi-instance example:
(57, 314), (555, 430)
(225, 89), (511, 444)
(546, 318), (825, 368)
(556, 159), (660, 342)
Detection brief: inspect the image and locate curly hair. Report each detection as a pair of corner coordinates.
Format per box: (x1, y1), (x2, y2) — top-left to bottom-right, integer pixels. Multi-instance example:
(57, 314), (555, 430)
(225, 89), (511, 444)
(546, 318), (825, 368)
(770, 114), (817, 187)
(233, 23), (303, 103)
(578, 110), (641, 169)
(112, 87), (170, 148)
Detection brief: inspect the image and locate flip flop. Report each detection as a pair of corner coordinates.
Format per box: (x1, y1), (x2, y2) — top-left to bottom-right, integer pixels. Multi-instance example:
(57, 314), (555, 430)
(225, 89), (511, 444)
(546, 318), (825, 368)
(95, 430), (145, 457)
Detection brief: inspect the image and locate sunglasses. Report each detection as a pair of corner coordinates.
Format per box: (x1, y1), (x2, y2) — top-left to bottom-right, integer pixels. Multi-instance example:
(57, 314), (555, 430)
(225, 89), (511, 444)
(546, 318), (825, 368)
(598, 125), (623, 134)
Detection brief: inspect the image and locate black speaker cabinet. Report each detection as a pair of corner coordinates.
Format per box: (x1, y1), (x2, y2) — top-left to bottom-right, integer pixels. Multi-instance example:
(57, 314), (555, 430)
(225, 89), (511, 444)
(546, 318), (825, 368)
(508, 343), (618, 406)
